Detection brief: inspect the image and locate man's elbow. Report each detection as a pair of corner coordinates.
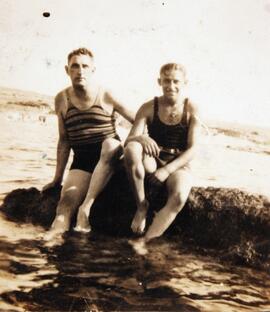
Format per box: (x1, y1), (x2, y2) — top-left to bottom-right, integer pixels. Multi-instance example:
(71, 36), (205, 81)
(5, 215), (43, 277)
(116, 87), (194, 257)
(124, 136), (133, 147)
(186, 144), (198, 159)
(126, 112), (135, 124)
(58, 136), (70, 147)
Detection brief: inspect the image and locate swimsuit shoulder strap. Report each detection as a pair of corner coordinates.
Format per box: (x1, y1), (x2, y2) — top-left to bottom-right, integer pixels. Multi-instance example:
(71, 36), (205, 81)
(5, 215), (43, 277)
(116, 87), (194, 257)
(91, 86), (102, 108)
(153, 96), (159, 117)
(181, 98), (189, 125)
(65, 89), (74, 110)
(154, 96), (159, 109)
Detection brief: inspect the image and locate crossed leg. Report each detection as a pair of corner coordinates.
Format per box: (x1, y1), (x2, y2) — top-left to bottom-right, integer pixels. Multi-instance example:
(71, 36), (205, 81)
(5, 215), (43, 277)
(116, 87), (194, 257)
(124, 141), (157, 234)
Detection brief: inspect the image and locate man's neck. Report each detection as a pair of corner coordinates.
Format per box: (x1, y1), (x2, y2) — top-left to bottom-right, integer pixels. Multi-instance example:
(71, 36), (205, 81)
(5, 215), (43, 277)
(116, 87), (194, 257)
(73, 85), (94, 100)
(162, 95), (184, 107)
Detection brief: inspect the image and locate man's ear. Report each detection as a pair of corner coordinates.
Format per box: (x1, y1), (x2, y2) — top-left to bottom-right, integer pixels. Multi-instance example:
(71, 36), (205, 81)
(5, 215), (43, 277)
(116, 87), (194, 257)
(65, 65), (69, 75)
(157, 78), (161, 86)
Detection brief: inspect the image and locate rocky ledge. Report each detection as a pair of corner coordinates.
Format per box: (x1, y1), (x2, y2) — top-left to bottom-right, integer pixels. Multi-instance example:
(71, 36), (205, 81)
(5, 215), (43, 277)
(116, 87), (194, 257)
(1, 169), (269, 271)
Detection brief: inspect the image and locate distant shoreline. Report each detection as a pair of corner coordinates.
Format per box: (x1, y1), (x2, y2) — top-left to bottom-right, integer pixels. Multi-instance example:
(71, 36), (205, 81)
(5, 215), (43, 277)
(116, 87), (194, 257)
(1, 85), (270, 141)
(0, 85), (53, 112)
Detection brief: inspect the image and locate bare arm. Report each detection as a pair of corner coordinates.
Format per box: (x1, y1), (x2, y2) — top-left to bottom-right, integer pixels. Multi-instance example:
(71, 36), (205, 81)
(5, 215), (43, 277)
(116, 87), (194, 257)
(125, 103), (160, 157)
(52, 113), (71, 184)
(125, 104), (148, 143)
(104, 90), (135, 124)
(43, 93), (71, 190)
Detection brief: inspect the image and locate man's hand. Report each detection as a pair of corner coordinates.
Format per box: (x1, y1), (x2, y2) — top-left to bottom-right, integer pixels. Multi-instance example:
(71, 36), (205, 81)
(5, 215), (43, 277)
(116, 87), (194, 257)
(42, 179), (61, 192)
(138, 135), (160, 157)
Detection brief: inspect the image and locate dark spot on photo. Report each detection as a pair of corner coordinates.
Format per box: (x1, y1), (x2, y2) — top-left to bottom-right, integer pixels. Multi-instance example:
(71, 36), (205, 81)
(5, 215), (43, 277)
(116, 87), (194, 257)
(43, 12), (50, 18)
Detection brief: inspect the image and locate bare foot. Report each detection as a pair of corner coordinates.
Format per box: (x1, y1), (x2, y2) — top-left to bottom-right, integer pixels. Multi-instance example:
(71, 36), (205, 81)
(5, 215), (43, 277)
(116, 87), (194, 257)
(43, 215), (67, 246)
(74, 210), (91, 233)
(43, 233), (64, 247)
(43, 228), (65, 247)
(131, 200), (149, 234)
(128, 238), (148, 256)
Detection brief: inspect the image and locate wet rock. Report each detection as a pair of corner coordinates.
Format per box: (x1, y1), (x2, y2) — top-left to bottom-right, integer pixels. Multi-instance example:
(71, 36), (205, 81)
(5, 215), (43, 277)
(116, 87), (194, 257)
(1, 169), (269, 269)
(174, 187), (270, 249)
(0, 186), (61, 227)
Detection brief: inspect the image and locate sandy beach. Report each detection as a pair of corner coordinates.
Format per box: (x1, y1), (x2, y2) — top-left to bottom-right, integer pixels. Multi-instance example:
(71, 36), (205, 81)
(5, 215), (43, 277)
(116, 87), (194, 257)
(1, 86), (269, 201)
(193, 120), (270, 198)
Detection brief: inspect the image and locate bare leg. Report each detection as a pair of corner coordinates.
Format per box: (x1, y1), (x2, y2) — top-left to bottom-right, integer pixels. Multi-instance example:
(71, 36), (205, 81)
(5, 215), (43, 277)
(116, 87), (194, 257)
(74, 138), (123, 232)
(124, 142), (156, 234)
(44, 169), (91, 242)
(131, 168), (192, 255)
(145, 168), (192, 241)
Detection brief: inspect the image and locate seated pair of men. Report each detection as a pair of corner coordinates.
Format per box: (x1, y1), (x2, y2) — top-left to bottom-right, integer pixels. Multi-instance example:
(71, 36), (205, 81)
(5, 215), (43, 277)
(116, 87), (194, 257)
(44, 55), (200, 250)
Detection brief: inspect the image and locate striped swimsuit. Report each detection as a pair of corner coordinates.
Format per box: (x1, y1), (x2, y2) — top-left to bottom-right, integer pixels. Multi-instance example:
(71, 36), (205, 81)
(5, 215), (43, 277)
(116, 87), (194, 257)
(148, 97), (190, 167)
(64, 89), (120, 173)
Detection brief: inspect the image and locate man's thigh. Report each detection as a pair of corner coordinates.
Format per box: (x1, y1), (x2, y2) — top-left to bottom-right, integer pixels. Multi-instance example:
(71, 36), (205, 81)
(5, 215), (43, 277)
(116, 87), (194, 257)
(143, 155), (157, 174)
(166, 167), (193, 198)
(61, 169), (92, 204)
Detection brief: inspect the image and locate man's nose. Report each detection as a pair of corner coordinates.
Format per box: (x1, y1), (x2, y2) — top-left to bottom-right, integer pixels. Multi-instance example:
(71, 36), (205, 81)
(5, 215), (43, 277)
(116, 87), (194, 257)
(167, 81), (174, 88)
(78, 66), (82, 74)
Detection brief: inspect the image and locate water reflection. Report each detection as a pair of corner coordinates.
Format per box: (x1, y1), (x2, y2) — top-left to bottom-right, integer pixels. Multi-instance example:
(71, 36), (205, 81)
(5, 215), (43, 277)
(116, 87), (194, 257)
(1, 229), (269, 312)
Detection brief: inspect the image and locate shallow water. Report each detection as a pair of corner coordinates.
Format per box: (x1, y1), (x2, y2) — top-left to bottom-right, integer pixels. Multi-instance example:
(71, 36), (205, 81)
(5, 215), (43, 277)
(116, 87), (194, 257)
(0, 113), (270, 311)
(0, 231), (270, 312)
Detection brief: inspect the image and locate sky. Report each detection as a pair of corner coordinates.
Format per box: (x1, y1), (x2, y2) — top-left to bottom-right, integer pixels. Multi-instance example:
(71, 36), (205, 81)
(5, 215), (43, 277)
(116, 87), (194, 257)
(0, 0), (270, 126)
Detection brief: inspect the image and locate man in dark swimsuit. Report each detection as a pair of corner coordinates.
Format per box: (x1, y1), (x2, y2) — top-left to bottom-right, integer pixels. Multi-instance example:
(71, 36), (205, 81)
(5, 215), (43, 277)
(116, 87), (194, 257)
(43, 48), (134, 242)
(124, 63), (201, 254)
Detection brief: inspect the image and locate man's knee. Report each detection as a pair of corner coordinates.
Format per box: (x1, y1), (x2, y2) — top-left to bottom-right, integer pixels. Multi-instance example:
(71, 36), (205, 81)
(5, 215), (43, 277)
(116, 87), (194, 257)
(124, 142), (146, 179)
(124, 141), (143, 165)
(57, 187), (82, 214)
(102, 138), (121, 152)
(100, 138), (122, 163)
(169, 191), (189, 213)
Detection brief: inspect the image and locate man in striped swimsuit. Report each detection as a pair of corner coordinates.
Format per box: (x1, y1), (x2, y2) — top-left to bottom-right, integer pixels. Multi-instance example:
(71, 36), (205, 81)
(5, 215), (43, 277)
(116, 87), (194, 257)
(124, 63), (201, 255)
(43, 48), (134, 241)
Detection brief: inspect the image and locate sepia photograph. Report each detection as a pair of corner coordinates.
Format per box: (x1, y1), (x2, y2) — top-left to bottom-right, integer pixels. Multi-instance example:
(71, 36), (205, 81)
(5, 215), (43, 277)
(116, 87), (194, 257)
(0, 1), (270, 311)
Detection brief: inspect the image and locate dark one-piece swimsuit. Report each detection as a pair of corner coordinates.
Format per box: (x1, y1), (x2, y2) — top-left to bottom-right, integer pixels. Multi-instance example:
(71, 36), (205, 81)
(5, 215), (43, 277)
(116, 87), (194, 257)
(148, 96), (190, 168)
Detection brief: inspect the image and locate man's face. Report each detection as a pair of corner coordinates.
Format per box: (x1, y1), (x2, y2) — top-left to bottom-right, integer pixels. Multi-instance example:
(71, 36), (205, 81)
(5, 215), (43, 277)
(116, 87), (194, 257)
(158, 69), (186, 101)
(66, 54), (95, 88)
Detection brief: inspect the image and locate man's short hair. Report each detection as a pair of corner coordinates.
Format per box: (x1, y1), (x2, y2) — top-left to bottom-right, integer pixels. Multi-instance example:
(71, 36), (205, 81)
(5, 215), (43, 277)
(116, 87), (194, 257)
(67, 48), (94, 63)
(160, 63), (187, 81)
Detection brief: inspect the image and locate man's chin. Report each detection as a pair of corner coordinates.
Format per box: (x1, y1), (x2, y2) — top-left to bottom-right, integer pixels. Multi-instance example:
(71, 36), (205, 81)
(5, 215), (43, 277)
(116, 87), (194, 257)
(164, 93), (178, 101)
(73, 82), (87, 89)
